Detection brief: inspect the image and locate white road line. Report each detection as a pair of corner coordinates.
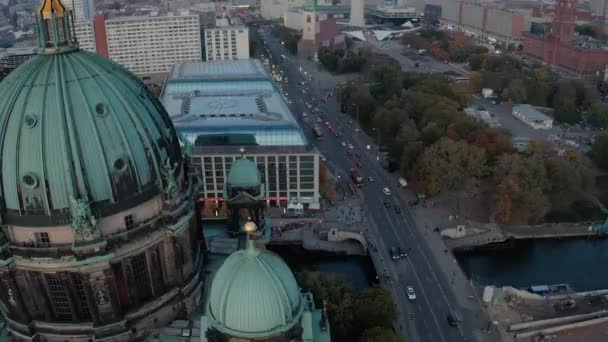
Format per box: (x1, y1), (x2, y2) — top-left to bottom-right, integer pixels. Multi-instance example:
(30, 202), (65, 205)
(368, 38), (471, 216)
(381, 206), (447, 342)
(393, 197), (467, 338)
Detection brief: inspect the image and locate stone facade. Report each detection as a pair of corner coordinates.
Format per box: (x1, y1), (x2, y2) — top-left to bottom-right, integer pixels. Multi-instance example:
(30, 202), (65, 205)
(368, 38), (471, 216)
(0, 170), (202, 341)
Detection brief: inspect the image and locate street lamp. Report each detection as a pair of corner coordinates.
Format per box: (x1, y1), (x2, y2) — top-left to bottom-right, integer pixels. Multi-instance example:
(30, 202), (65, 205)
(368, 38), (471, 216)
(354, 104), (359, 132)
(372, 128), (380, 161)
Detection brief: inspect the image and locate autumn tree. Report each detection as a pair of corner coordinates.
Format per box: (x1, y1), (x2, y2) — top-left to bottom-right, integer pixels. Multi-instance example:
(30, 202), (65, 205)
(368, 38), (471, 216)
(417, 138), (489, 195)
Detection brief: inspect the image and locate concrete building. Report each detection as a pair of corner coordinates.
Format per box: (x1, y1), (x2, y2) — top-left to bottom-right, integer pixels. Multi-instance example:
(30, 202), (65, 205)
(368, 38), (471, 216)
(0, 47), (36, 81)
(590, 0), (608, 19)
(68, 0), (96, 21)
(204, 17), (250, 61)
(161, 60), (321, 209)
(350, 0), (365, 26)
(522, 0), (608, 75)
(440, 0), (532, 44)
(73, 20), (96, 52)
(0, 1), (202, 340)
(93, 13), (202, 75)
(512, 104), (553, 130)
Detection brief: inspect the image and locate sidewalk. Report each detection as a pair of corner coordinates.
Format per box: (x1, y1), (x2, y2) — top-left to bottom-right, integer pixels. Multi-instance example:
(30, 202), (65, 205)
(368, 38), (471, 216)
(408, 204), (505, 342)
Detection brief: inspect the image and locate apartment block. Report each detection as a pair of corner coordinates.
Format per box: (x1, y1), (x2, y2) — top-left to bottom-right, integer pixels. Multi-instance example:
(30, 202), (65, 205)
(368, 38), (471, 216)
(204, 18), (249, 61)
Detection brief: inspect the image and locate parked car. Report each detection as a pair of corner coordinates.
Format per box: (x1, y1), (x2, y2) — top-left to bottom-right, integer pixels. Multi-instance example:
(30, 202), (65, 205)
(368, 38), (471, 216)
(356, 162), (362, 168)
(368, 176), (374, 182)
(341, 142), (347, 147)
(384, 201), (391, 208)
(406, 286), (416, 300)
(394, 206), (401, 214)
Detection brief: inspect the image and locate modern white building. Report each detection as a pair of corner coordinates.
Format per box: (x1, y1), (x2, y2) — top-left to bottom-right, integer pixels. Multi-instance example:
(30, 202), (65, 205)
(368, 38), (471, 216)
(204, 17), (250, 61)
(102, 13), (202, 75)
(512, 104), (553, 130)
(161, 60), (320, 209)
(73, 20), (96, 52)
(67, 0), (96, 21)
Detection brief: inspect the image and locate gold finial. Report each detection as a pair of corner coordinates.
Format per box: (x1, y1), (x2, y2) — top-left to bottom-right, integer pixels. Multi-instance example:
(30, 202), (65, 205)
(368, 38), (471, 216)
(39, 0), (67, 20)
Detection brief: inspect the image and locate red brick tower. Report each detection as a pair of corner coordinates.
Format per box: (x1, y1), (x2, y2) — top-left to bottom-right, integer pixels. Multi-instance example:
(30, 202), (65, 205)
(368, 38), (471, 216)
(551, 0), (577, 44)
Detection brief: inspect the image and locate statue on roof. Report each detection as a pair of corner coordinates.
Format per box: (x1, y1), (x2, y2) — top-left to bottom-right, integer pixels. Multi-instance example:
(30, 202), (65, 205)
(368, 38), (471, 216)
(162, 158), (180, 203)
(70, 194), (99, 242)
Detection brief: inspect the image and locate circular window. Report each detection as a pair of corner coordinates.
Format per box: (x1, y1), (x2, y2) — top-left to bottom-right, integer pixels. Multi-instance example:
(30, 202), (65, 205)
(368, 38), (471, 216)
(114, 158), (127, 172)
(24, 114), (38, 128)
(95, 103), (108, 116)
(22, 173), (39, 189)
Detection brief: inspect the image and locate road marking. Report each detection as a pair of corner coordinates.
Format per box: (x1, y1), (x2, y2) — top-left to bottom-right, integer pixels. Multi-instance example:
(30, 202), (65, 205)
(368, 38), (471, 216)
(393, 197), (467, 339)
(381, 206), (447, 342)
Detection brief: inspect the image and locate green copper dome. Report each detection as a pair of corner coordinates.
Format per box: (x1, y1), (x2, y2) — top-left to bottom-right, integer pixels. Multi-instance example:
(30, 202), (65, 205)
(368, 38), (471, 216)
(0, 49), (181, 222)
(226, 159), (261, 188)
(207, 241), (304, 338)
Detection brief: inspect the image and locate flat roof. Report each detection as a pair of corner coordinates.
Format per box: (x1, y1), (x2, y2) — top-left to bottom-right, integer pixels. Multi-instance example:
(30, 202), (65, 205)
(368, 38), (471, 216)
(161, 60), (308, 147)
(512, 104), (553, 122)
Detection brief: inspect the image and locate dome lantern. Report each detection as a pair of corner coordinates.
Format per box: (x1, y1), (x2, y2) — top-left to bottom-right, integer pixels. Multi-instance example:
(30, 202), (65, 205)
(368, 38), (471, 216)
(36, 0), (78, 53)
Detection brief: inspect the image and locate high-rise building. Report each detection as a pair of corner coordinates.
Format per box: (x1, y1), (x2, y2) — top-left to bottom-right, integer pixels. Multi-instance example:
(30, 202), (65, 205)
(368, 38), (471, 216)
(204, 17), (250, 61)
(590, 0), (608, 19)
(67, 0), (96, 22)
(0, 1), (202, 340)
(94, 13), (203, 75)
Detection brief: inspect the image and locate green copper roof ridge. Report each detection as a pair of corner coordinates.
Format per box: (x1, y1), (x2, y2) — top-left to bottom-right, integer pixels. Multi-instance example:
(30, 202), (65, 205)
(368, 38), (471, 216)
(66, 52), (114, 199)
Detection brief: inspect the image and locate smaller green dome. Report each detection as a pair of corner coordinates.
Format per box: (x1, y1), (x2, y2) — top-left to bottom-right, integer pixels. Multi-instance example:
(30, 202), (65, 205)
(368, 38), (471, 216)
(207, 241), (304, 339)
(226, 159), (261, 188)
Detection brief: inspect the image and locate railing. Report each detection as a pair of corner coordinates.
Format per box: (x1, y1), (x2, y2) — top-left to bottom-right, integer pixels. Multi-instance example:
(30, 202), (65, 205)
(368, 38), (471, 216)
(9, 243), (74, 258)
(105, 215), (170, 249)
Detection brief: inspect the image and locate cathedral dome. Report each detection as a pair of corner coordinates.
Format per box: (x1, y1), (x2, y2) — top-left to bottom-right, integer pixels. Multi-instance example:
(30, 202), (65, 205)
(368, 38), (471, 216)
(207, 240), (304, 339)
(226, 159), (261, 188)
(0, 49), (181, 223)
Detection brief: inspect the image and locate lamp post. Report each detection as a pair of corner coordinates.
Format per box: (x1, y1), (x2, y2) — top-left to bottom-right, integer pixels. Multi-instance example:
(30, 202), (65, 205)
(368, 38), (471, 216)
(372, 128), (380, 161)
(354, 104), (359, 132)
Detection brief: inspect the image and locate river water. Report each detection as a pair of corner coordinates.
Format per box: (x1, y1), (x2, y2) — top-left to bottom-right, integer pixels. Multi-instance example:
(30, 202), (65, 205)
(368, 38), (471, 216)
(457, 238), (608, 292)
(268, 245), (375, 289)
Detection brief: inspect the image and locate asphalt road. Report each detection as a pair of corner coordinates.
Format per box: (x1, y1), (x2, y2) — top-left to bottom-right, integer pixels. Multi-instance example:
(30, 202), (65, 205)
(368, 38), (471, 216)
(255, 25), (489, 342)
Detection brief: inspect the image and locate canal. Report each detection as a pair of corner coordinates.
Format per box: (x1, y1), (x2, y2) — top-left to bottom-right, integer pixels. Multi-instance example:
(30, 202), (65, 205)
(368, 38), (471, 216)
(457, 238), (608, 292)
(268, 245), (376, 289)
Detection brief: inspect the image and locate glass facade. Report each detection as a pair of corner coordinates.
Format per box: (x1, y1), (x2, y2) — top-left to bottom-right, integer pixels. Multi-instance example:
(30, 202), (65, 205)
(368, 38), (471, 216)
(197, 153), (319, 205)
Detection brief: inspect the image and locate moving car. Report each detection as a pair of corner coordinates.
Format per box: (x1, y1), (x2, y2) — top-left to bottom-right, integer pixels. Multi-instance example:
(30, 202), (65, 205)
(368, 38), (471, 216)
(347, 150), (353, 155)
(368, 176), (374, 182)
(341, 142), (347, 147)
(406, 286), (416, 300)
(394, 206), (401, 214)
(383, 187), (391, 195)
(384, 201), (391, 208)
(356, 162), (362, 168)
(390, 247), (400, 260)
(398, 247), (407, 257)
(320, 155), (327, 162)
(447, 314), (458, 327)
(348, 143), (354, 149)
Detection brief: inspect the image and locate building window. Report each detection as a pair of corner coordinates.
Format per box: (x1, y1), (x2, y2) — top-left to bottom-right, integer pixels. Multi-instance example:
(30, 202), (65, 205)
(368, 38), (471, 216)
(46, 274), (73, 321)
(72, 275), (91, 320)
(35, 232), (50, 246)
(124, 214), (136, 230)
(131, 253), (152, 301)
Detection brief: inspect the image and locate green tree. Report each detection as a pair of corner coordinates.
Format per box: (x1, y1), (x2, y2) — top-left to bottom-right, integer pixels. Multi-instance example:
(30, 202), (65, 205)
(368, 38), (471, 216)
(545, 153), (595, 218)
(467, 53), (486, 71)
(552, 81), (580, 124)
(588, 103), (608, 128)
(417, 138), (489, 195)
(504, 78), (527, 103)
(358, 327), (400, 342)
(318, 48), (338, 72)
(592, 134), (608, 170)
(353, 287), (397, 330)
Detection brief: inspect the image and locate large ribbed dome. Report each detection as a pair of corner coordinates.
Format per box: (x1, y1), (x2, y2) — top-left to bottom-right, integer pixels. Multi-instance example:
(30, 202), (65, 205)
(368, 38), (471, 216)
(0, 49), (181, 222)
(207, 241), (304, 339)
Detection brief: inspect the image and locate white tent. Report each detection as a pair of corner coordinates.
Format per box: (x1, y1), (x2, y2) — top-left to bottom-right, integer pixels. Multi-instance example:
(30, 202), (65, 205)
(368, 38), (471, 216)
(401, 20), (414, 28)
(343, 30), (367, 41)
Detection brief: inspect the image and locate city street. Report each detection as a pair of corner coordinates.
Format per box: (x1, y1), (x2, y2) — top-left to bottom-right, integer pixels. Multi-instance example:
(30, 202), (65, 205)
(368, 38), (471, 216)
(255, 25), (496, 342)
